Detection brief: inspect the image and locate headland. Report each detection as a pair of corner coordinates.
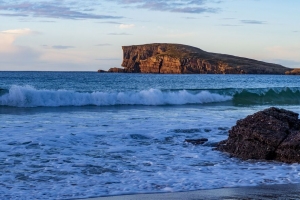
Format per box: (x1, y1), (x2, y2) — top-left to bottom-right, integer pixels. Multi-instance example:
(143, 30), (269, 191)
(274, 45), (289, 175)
(98, 43), (298, 74)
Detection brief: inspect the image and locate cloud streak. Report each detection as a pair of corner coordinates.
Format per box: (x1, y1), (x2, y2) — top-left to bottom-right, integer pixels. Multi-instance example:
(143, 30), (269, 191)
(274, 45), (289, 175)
(1, 28), (33, 35)
(0, 1), (123, 20)
(119, 24), (135, 29)
(111, 0), (220, 14)
(240, 20), (266, 24)
(52, 45), (75, 50)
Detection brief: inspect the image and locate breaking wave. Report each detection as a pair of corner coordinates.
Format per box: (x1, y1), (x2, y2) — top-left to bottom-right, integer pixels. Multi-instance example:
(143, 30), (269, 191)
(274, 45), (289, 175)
(0, 85), (231, 107)
(2, 85), (300, 107)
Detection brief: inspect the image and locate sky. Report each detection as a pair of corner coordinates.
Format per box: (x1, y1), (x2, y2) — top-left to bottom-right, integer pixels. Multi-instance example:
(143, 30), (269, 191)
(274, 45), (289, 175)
(0, 0), (299, 71)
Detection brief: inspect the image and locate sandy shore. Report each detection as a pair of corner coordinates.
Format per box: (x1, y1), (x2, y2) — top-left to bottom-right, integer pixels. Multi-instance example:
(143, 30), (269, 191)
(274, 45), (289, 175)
(82, 183), (300, 200)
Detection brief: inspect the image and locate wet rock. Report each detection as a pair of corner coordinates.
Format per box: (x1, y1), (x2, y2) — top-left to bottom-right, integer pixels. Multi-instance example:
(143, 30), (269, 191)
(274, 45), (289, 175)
(185, 138), (208, 145)
(217, 107), (300, 163)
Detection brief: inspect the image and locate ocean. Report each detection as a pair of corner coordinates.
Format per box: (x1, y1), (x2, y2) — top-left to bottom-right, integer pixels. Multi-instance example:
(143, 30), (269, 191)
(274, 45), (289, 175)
(1, 71), (300, 199)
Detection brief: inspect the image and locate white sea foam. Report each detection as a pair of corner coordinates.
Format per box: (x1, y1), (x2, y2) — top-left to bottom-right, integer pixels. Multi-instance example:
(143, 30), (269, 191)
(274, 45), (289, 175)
(2, 105), (300, 199)
(0, 85), (232, 107)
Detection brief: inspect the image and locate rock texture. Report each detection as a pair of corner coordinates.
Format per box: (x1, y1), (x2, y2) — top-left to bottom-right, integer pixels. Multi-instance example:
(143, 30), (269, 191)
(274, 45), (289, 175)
(105, 43), (290, 74)
(108, 67), (124, 73)
(285, 69), (300, 75)
(217, 107), (300, 163)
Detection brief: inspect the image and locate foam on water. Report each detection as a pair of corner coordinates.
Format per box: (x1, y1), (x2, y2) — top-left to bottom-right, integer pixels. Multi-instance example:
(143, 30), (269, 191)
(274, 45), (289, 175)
(0, 85), (232, 107)
(1, 105), (300, 199)
(2, 73), (300, 199)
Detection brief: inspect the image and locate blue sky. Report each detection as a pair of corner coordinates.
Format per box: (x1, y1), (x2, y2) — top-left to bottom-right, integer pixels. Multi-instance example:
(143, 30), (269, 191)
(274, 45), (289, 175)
(0, 0), (299, 71)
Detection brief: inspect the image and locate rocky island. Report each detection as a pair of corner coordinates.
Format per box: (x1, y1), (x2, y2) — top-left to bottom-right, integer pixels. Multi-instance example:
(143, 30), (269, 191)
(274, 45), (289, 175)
(99, 43), (296, 74)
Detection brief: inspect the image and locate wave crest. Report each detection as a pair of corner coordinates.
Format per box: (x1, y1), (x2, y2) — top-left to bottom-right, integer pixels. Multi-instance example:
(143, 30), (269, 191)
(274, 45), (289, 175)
(0, 85), (231, 107)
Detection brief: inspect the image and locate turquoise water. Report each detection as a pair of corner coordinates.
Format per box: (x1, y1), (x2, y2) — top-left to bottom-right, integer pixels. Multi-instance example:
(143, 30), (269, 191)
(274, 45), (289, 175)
(1, 72), (300, 199)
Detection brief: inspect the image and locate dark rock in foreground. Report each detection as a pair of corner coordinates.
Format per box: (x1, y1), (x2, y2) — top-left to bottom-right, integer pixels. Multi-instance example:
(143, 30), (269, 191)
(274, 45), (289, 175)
(105, 43), (291, 74)
(217, 107), (300, 163)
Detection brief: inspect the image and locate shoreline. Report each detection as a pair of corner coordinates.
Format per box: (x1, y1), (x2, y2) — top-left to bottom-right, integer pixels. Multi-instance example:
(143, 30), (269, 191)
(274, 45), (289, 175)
(83, 183), (300, 200)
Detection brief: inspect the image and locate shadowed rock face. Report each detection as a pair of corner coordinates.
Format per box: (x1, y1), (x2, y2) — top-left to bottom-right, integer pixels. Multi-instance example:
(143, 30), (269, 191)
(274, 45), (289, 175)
(217, 107), (300, 163)
(112, 43), (290, 74)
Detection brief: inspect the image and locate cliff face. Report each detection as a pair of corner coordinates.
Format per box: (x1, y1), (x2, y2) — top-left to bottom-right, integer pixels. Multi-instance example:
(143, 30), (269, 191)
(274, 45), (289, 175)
(112, 43), (290, 74)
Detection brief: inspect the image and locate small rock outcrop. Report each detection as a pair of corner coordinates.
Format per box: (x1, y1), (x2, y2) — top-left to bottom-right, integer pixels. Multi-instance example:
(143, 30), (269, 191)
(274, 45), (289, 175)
(108, 67), (124, 73)
(104, 43), (290, 74)
(217, 107), (300, 163)
(285, 69), (300, 75)
(97, 69), (107, 73)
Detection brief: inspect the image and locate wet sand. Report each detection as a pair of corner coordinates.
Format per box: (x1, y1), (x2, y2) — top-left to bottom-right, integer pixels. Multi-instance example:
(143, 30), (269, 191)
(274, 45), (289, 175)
(83, 183), (300, 200)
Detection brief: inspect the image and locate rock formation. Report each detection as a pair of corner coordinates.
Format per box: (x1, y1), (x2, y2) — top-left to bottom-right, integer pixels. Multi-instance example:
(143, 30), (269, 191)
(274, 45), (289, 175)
(108, 67), (124, 73)
(216, 107), (300, 163)
(285, 69), (300, 75)
(102, 43), (291, 74)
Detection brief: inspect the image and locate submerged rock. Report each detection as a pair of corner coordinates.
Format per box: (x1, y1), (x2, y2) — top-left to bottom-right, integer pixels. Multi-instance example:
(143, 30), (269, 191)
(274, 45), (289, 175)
(185, 138), (208, 145)
(217, 107), (300, 163)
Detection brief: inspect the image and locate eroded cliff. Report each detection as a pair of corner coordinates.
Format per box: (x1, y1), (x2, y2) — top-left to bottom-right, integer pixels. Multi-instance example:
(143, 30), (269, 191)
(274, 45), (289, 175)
(107, 43), (291, 74)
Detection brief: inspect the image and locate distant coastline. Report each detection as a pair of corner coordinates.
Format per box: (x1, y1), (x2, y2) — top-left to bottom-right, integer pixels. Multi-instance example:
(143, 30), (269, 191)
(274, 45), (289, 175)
(98, 43), (299, 75)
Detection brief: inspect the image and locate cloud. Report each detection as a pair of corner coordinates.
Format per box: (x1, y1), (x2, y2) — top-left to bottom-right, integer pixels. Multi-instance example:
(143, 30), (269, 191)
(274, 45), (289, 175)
(183, 17), (198, 19)
(0, 13), (28, 17)
(119, 24), (135, 29)
(111, 0), (220, 14)
(0, 28), (41, 69)
(52, 45), (75, 50)
(1, 28), (33, 35)
(0, 28), (34, 53)
(171, 7), (218, 13)
(240, 20), (266, 24)
(0, 1), (123, 20)
(108, 32), (131, 35)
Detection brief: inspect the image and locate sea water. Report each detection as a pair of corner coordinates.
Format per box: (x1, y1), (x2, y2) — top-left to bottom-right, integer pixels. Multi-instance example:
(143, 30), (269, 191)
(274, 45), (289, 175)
(1, 72), (300, 199)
